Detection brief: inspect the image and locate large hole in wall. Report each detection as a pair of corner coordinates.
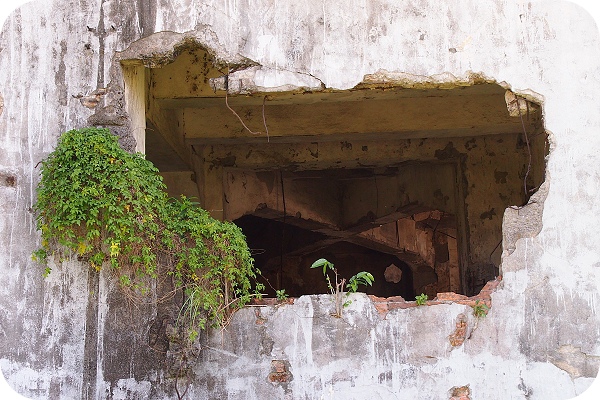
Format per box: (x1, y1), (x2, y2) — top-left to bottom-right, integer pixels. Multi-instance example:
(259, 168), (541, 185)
(137, 46), (548, 299)
(227, 167), (460, 300)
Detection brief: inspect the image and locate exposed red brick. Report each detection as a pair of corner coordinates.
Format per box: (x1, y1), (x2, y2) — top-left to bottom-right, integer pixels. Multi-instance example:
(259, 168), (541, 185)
(254, 309), (267, 325)
(436, 292), (468, 302)
(268, 360), (292, 383)
(448, 314), (468, 347)
(268, 372), (289, 383)
(367, 276), (501, 318)
(247, 277), (501, 321)
(449, 385), (471, 400)
(272, 360), (286, 373)
(372, 302), (389, 314)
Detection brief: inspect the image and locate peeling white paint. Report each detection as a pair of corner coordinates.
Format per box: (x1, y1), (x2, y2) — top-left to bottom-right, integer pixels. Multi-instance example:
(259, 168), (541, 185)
(1, 0), (600, 398)
(112, 378), (150, 400)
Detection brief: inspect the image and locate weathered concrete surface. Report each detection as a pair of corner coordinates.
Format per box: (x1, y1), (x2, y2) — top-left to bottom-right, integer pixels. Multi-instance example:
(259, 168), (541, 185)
(1, 0), (599, 399)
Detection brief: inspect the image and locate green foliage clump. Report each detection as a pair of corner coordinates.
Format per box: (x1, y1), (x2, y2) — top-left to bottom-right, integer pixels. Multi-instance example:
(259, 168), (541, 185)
(166, 196), (259, 330)
(33, 127), (166, 277)
(275, 289), (289, 302)
(415, 293), (428, 306)
(472, 300), (490, 318)
(33, 128), (261, 331)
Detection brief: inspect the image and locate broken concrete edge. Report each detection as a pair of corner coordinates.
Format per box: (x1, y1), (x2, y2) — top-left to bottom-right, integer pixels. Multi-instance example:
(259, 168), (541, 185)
(115, 31), (548, 101)
(249, 276), (502, 316)
(78, 27), (550, 130)
(504, 90), (542, 117)
(368, 276), (501, 316)
(250, 297), (296, 306)
(70, 31), (241, 153)
(117, 29), (254, 71)
(209, 66), (325, 95)
(357, 70), (535, 105)
(497, 80), (546, 107)
(501, 178), (550, 257)
(117, 30), (324, 96)
(357, 71), (544, 128)
(498, 82), (550, 259)
(356, 69), (496, 90)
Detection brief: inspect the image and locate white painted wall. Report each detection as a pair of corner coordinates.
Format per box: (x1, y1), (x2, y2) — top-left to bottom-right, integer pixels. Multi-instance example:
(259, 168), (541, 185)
(1, 1), (600, 399)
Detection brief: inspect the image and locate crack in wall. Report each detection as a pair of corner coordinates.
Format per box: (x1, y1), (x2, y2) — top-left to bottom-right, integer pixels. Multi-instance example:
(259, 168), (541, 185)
(550, 344), (600, 379)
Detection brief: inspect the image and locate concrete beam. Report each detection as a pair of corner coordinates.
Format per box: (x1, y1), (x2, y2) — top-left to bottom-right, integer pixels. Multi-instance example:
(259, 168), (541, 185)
(176, 88), (538, 144)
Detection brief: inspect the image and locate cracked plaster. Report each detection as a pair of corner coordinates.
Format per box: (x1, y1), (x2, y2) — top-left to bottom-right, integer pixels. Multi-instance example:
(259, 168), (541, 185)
(1, 1), (599, 399)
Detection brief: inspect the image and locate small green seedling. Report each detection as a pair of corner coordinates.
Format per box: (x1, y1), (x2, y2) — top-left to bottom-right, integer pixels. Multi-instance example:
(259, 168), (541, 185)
(188, 329), (199, 343)
(311, 258), (374, 318)
(346, 271), (375, 293)
(472, 300), (490, 318)
(276, 289), (289, 301)
(415, 293), (428, 306)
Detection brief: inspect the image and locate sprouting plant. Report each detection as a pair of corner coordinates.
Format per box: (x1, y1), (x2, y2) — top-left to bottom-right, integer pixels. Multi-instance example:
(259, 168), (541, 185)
(276, 289), (289, 302)
(468, 300), (491, 341)
(310, 258), (374, 318)
(190, 329), (201, 343)
(472, 300), (490, 318)
(346, 271), (374, 293)
(415, 293), (428, 306)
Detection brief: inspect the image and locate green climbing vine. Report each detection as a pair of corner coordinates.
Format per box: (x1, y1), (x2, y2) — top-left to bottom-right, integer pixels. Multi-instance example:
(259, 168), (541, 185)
(33, 127), (262, 334)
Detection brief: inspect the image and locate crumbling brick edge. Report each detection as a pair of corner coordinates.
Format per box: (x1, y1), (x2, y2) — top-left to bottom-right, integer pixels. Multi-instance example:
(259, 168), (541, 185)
(368, 276), (502, 317)
(249, 276), (502, 317)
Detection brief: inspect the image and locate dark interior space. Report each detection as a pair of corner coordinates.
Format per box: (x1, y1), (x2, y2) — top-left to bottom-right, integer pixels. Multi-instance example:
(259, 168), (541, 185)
(234, 215), (415, 299)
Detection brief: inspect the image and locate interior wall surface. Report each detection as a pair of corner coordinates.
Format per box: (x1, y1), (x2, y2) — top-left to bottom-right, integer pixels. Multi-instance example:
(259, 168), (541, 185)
(1, 1), (599, 399)
(216, 133), (535, 295)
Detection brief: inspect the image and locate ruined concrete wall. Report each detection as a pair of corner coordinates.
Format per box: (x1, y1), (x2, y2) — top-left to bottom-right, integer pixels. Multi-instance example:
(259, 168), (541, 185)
(1, 0), (599, 399)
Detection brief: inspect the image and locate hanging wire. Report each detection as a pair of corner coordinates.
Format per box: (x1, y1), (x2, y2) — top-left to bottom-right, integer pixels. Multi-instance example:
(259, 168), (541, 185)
(223, 73), (270, 141)
(516, 96), (532, 198)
